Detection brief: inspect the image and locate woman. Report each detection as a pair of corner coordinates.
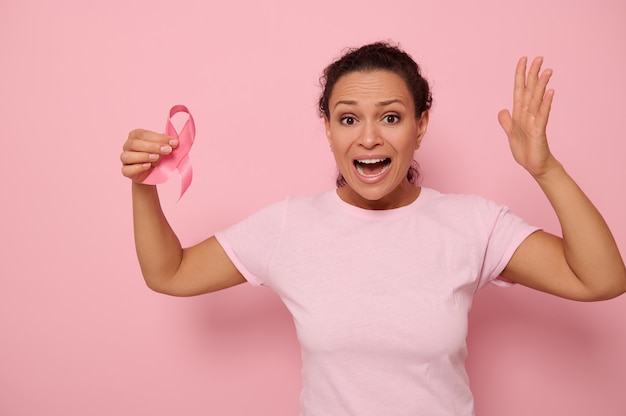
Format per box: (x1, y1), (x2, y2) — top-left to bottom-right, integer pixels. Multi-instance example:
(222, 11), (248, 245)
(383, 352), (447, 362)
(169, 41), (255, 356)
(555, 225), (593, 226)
(120, 42), (626, 415)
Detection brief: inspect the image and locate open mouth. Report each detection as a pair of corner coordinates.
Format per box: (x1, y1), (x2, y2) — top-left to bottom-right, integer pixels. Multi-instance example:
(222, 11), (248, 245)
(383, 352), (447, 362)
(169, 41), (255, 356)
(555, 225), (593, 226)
(354, 158), (391, 178)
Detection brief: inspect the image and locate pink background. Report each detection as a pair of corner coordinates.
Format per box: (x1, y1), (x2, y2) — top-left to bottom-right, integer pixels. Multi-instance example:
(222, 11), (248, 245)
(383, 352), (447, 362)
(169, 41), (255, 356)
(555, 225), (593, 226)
(1, 0), (625, 414)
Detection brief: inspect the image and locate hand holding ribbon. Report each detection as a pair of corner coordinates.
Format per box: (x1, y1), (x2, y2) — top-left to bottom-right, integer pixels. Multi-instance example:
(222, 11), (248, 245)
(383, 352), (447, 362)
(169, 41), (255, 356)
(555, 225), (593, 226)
(142, 105), (195, 199)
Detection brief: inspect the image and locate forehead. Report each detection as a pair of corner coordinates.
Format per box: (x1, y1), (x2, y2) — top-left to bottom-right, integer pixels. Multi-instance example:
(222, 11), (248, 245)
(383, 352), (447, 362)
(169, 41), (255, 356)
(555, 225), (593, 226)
(330, 70), (412, 106)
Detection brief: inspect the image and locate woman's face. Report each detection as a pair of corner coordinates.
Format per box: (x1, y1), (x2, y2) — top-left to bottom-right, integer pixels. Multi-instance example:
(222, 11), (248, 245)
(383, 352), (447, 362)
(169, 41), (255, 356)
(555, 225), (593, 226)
(324, 70), (429, 210)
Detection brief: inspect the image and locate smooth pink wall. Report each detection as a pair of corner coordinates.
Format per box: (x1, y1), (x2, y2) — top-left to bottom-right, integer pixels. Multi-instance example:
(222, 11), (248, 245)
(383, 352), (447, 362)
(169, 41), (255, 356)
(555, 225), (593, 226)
(1, 0), (625, 415)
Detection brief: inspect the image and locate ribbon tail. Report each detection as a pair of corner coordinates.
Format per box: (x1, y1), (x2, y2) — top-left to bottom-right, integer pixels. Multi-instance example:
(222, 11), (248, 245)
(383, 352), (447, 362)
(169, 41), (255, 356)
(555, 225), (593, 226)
(177, 154), (193, 200)
(142, 154), (179, 185)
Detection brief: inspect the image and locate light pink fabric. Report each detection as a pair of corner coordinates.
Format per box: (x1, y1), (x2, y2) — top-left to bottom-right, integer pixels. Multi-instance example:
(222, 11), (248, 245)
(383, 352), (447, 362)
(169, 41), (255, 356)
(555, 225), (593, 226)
(215, 188), (539, 416)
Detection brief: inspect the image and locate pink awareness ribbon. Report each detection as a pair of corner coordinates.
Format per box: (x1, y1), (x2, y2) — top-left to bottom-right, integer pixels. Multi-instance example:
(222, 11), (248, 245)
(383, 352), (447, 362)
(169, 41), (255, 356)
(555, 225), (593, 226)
(142, 105), (195, 199)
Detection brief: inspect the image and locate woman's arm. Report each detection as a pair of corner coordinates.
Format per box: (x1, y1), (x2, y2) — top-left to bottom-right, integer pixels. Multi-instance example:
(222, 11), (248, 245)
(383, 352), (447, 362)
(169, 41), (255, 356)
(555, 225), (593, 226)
(121, 129), (246, 296)
(498, 57), (626, 301)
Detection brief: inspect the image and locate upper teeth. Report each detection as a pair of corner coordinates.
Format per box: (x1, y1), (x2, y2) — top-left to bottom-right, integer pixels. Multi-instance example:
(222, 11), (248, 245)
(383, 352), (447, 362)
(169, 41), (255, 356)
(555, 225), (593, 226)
(357, 158), (386, 164)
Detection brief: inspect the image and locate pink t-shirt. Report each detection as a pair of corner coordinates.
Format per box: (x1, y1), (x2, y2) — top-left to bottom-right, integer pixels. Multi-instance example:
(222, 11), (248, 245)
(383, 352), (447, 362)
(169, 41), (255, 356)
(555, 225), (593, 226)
(215, 188), (539, 416)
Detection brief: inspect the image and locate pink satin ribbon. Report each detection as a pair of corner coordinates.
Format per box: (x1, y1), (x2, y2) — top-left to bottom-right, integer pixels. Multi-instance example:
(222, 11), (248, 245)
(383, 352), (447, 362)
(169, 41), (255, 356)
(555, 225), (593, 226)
(142, 105), (195, 199)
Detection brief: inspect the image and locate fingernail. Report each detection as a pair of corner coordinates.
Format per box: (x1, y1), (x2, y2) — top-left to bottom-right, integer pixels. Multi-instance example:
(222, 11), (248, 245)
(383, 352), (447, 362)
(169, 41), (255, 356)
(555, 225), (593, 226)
(160, 145), (172, 153)
(149, 154), (159, 161)
(169, 139), (179, 146)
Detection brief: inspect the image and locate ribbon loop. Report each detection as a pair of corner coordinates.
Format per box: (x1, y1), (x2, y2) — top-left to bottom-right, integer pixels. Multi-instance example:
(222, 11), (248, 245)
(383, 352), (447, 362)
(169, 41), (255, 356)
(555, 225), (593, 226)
(142, 105), (195, 199)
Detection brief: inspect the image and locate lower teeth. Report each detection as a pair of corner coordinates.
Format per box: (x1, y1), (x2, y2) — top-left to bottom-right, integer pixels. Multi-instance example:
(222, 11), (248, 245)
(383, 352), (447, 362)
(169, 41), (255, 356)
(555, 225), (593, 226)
(356, 162), (389, 177)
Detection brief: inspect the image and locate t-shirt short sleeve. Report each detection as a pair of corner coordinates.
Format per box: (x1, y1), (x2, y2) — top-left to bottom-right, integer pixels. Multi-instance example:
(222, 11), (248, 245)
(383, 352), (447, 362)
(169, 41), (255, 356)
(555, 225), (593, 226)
(474, 197), (541, 288)
(214, 198), (289, 287)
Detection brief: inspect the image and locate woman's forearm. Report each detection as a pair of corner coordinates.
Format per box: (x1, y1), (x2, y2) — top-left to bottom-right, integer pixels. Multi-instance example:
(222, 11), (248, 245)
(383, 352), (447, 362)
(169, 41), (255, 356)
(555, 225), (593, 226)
(132, 182), (183, 290)
(534, 163), (626, 296)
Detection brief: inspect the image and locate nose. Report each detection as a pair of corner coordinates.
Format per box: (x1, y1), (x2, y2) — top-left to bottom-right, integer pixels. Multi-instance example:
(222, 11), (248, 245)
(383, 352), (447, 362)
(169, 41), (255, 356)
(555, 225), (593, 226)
(358, 121), (383, 149)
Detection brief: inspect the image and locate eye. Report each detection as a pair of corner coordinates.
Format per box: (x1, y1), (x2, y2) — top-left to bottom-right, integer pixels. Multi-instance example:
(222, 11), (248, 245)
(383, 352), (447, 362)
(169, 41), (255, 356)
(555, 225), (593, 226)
(340, 116), (357, 126)
(383, 114), (400, 124)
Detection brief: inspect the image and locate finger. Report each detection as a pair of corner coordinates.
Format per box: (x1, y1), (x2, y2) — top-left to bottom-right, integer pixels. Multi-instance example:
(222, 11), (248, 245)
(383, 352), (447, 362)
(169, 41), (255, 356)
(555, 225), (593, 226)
(513, 57), (528, 112)
(123, 136), (174, 156)
(121, 161), (153, 180)
(528, 66), (552, 117)
(523, 56), (543, 111)
(528, 70), (552, 119)
(129, 128), (176, 145)
(123, 129), (177, 152)
(535, 88), (555, 128)
(120, 150), (161, 166)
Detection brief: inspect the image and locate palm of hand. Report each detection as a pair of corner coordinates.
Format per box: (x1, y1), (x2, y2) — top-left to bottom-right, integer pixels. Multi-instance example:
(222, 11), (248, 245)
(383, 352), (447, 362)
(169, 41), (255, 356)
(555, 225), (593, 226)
(498, 56), (558, 178)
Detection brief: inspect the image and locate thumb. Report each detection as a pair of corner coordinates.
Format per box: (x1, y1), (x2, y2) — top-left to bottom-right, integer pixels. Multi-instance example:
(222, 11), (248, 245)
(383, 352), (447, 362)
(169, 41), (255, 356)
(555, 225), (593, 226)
(497, 109), (513, 136)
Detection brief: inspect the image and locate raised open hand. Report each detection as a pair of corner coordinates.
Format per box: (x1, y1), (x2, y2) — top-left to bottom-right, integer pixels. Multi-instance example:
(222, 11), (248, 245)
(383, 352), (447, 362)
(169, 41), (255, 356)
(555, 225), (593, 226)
(498, 57), (559, 178)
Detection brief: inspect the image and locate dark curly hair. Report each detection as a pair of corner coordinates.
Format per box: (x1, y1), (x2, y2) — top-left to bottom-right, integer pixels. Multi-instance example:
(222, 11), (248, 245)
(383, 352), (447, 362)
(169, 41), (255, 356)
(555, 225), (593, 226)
(319, 42), (432, 188)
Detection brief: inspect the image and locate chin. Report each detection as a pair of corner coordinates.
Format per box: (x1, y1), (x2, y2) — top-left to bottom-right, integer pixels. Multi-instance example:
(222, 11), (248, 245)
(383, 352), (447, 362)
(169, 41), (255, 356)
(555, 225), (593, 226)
(341, 173), (417, 209)
(344, 182), (396, 204)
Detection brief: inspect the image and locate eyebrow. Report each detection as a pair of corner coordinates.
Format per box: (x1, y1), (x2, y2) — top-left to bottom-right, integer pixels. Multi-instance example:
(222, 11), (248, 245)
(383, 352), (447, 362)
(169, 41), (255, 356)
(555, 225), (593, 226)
(376, 99), (405, 107)
(333, 99), (406, 109)
(334, 100), (357, 109)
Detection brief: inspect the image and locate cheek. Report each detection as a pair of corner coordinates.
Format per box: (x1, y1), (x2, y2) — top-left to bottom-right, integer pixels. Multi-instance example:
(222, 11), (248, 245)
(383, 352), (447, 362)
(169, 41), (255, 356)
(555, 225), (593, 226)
(330, 143), (350, 165)
(391, 134), (417, 157)
(328, 131), (353, 154)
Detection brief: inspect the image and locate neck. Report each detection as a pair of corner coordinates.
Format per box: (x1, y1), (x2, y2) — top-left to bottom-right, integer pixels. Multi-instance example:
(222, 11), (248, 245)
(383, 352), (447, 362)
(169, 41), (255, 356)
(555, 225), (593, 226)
(337, 182), (421, 210)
